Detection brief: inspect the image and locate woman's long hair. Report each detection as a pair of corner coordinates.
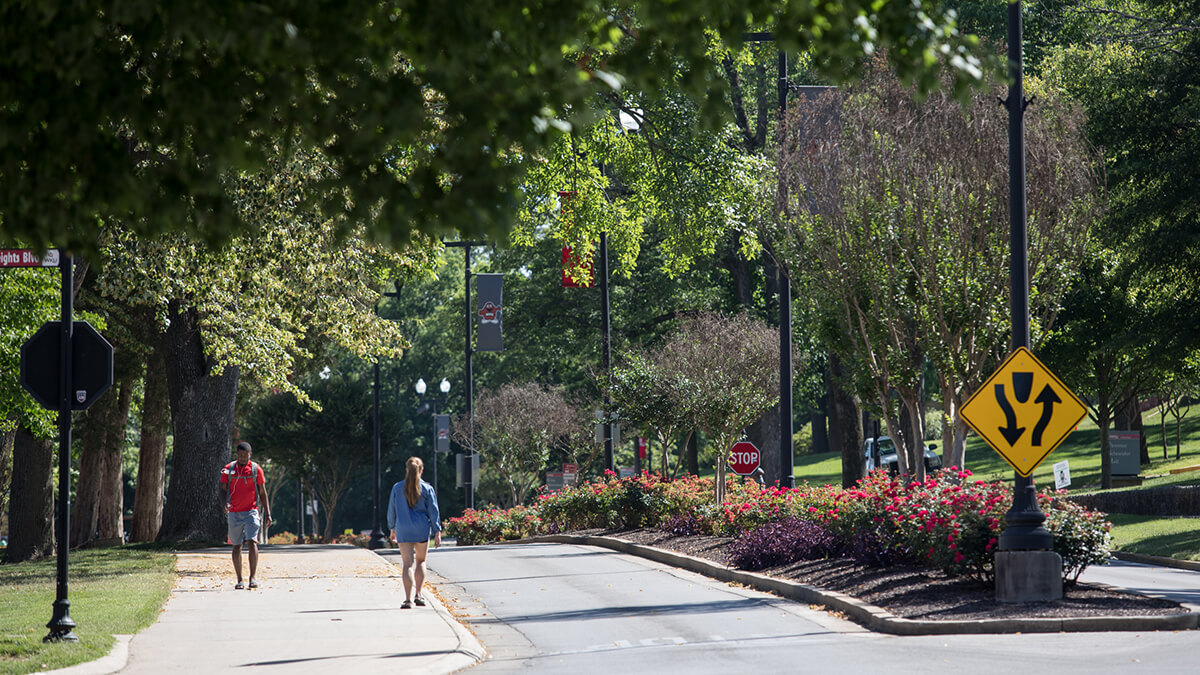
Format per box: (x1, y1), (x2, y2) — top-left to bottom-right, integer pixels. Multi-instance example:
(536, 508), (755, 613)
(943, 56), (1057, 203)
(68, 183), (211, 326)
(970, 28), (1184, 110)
(404, 457), (424, 507)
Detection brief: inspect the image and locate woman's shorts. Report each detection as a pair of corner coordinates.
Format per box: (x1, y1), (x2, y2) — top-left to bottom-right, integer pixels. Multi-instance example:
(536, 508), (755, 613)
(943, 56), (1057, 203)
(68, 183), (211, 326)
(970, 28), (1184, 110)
(227, 509), (261, 545)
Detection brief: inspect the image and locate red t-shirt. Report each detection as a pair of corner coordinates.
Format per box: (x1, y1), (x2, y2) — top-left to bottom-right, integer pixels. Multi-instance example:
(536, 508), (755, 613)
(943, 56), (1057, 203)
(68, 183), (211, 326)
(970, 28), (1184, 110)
(220, 461), (264, 512)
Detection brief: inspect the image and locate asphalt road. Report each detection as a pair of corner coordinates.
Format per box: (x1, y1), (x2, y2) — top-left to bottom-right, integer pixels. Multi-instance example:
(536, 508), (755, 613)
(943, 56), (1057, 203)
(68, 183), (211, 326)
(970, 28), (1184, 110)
(428, 542), (1200, 674)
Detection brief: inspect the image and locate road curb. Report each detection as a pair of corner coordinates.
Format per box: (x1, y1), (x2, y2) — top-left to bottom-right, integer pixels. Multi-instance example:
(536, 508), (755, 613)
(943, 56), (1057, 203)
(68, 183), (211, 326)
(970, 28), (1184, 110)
(369, 549), (487, 673)
(1114, 551), (1200, 572)
(511, 535), (1198, 635)
(42, 635), (131, 675)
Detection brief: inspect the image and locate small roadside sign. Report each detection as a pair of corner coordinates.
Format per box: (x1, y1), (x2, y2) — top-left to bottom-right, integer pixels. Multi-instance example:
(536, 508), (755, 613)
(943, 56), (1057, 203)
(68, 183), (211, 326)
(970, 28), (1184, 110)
(960, 347), (1087, 476)
(728, 441), (761, 476)
(1053, 460), (1071, 490)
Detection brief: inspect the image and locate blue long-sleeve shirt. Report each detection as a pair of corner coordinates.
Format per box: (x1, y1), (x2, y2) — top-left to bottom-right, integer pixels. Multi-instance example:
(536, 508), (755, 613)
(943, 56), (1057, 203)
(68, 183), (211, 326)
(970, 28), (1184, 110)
(387, 479), (441, 543)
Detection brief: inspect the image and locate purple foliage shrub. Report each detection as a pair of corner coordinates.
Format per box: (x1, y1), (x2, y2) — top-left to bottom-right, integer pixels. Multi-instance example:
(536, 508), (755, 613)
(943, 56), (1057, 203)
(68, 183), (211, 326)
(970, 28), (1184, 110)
(726, 518), (841, 571)
(659, 514), (706, 537)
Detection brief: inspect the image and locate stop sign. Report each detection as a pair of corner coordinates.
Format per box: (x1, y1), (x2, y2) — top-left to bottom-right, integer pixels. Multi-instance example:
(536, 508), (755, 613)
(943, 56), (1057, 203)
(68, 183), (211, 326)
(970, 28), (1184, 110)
(728, 441), (761, 475)
(20, 321), (114, 410)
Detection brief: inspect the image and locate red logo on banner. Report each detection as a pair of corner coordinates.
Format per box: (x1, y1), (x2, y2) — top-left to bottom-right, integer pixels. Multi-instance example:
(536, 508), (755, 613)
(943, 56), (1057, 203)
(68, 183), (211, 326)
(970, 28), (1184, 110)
(478, 301), (501, 322)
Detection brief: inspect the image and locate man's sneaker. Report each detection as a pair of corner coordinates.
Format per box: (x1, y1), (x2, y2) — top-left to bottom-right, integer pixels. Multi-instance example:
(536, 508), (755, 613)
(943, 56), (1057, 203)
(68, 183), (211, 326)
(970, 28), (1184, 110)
(235, 582), (245, 590)
(248, 580), (258, 589)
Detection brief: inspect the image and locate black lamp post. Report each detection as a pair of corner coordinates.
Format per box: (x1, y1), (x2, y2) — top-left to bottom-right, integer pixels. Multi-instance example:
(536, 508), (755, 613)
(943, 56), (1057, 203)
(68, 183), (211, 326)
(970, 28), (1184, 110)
(998, 0), (1052, 552)
(415, 377), (451, 499)
(368, 358), (386, 550)
(367, 286), (402, 550)
(597, 110), (641, 472)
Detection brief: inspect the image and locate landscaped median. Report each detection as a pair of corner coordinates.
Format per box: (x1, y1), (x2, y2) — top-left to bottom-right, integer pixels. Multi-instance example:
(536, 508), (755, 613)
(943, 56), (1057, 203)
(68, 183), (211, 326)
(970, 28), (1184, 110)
(444, 469), (1198, 633)
(447, 469), (1113, 584)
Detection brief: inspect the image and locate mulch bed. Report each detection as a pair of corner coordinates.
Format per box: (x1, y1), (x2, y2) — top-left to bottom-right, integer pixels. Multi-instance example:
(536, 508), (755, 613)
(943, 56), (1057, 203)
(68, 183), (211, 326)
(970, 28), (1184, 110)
(587, 528), (1186, 620)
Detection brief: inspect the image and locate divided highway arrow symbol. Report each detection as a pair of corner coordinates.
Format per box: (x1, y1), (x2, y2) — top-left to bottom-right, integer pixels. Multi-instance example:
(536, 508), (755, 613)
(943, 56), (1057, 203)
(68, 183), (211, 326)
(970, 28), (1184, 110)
(995, 383), (1025, 446)
(1032, 385), (1061, 446)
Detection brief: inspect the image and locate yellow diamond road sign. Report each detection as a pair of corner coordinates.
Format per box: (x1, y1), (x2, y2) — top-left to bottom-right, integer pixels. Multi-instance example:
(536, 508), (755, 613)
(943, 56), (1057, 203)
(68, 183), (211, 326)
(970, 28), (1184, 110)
(960, 347), (1087, 476)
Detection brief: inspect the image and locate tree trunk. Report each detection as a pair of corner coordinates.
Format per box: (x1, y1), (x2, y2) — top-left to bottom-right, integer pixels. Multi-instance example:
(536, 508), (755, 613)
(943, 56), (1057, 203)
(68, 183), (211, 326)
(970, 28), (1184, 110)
(97, 379), (134, 544)
(4, 425), (55, 563)
(72, 388), (121, 547)
(829, 354), (863, 487)
(132, 346), (170, 542)
(747, 404), (780, 487)
(810, 408), (829, 455)
(1, 421), (14, 537)
(939, 378), (969, 470)
(826, 363), (843, 459)
(158, 302), (240, 543)
(686, 431), (699, 476)
(901, 393), (927, 482)
(1098, 400), (1113, 490)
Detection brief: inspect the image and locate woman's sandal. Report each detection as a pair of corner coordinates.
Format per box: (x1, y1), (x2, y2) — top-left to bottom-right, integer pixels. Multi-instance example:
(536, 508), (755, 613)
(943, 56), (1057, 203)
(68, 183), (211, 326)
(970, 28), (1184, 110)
(401, 600), (412, 609)
(413, 596), (426, 607)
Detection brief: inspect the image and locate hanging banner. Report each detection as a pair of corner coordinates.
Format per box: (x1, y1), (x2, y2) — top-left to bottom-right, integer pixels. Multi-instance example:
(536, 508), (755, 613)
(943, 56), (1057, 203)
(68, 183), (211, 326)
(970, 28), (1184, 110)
(558, 190), (594, 288)
(476, 273), (504, 351)
(435, 414), (450, 453)
(561, 245), (595, 288)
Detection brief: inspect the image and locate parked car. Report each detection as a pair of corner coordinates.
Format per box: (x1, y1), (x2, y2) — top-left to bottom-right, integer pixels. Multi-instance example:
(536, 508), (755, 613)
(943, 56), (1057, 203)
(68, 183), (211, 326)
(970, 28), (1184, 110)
(864, 435), (942, 475)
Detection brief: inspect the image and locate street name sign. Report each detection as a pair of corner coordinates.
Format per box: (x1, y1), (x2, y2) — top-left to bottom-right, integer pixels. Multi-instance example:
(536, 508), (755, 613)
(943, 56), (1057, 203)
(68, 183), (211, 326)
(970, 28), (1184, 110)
(0, 249), (59, 267)
(960, 347), (1087, 476)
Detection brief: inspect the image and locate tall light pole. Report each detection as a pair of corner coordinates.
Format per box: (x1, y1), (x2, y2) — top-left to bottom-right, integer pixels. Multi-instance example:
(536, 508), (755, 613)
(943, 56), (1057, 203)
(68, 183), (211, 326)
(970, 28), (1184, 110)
(444, 241), (484, 509)
(368, 356), (386, 550)
(999, 0), (1053, 553)
(598, 110), (641, 472)
(368, 285), (401, 550)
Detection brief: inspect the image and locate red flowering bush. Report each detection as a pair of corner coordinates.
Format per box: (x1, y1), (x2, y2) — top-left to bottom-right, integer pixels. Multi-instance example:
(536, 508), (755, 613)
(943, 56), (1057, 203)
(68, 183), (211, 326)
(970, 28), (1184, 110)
(267, 530), (299, 545)
(445, 505), (543, 546)
(715, 482), (843, 536)
(833, 469), (1009, 579)
(537, 471), (703, 531)
(1041, 491), (1113, 584)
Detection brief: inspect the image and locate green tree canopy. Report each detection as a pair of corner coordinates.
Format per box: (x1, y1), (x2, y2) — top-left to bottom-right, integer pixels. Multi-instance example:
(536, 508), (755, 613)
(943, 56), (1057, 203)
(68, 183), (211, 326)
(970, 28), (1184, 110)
(1, 1), (989, 260)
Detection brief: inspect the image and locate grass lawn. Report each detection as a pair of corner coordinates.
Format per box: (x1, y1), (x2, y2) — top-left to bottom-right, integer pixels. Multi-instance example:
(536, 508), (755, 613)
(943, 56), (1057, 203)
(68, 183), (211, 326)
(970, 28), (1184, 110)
(794, 404), (1200, 492)
(1108, 514), (1200, 562)
(0, 546), (175, 675)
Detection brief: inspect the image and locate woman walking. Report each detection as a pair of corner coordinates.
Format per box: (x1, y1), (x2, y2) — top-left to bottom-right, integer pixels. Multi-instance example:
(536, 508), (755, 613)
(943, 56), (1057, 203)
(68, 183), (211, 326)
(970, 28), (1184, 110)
(387, 456), (442, 609)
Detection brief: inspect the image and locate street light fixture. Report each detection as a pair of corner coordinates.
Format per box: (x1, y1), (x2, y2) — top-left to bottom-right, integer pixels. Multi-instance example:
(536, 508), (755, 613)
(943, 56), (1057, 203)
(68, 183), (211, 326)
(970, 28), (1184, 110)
(415, 377), (451, 505)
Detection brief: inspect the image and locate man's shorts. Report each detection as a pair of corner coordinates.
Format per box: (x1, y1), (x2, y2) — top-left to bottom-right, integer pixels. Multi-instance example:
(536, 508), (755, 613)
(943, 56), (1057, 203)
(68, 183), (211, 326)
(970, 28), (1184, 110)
(227, 509), (261, 545)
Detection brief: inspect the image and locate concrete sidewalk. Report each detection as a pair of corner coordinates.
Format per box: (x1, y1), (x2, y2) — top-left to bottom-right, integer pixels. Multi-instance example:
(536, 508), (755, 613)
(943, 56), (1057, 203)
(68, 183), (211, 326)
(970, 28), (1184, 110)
(55, 544), (483, 675)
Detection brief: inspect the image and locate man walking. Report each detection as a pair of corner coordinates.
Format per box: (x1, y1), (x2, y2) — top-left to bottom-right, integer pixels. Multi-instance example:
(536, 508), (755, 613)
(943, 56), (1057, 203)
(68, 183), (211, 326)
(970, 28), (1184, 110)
(221, 441), (272, 589)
